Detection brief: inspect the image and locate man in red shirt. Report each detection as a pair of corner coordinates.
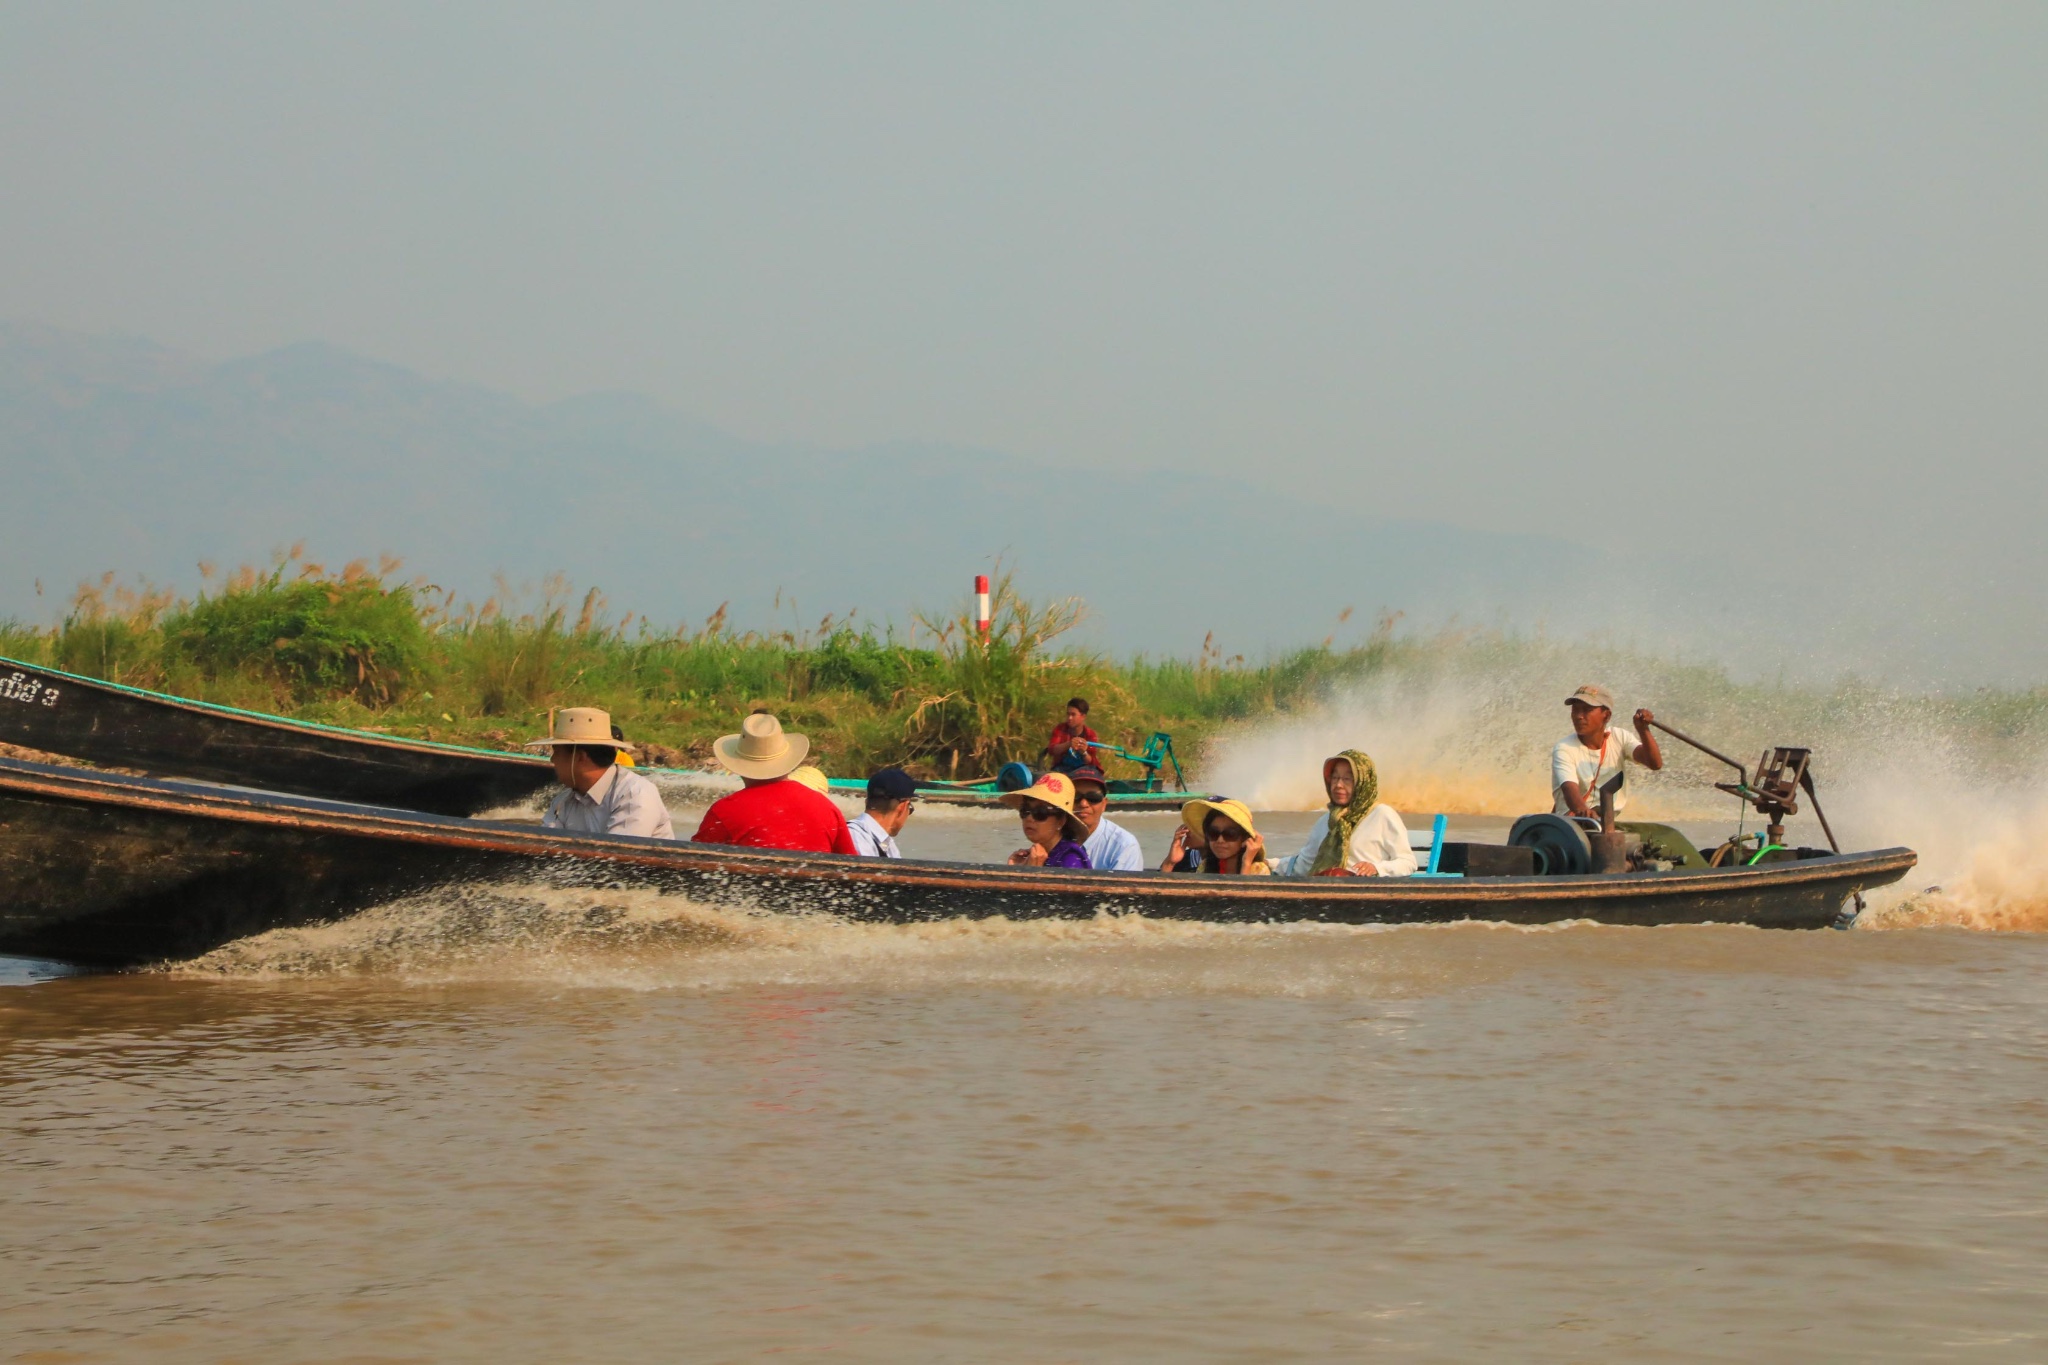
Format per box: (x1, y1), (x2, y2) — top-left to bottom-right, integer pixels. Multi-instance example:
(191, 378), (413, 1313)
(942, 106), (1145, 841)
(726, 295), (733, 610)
(692, 712), (858, 855)
(1041, 697), (1097, 774)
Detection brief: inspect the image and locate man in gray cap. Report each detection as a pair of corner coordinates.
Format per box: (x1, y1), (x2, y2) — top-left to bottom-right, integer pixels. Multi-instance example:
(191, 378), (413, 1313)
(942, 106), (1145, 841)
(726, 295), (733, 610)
(1552, 685), (1663, 820)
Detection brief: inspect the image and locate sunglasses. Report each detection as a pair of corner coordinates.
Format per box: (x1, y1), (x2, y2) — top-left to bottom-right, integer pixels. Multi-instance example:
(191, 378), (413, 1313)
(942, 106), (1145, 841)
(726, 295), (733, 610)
(1019, 802), (1064, 823)
(1204, 823), (1247, 842)
(1073, 787), (1107, 804)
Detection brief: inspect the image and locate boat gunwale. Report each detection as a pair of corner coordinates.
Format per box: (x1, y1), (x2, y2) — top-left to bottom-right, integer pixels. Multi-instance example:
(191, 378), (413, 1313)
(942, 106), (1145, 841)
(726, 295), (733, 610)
(1, 654), (549, 768)
(0, 754), (1918, 908)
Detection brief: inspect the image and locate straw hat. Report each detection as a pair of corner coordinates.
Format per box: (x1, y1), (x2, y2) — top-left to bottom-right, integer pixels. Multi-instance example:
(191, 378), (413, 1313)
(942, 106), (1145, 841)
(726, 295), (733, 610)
(998, 770), (1089, 842)
(788, 765), (830, 794)
(712, 712), (811, 780)
(524, 707), (622, 751)
(1180, 797), (1259, 843)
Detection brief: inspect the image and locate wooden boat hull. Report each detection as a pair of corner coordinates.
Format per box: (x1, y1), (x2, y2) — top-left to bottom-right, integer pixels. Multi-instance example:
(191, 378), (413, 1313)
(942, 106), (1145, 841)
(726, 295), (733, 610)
(0, 756), (1918, 967)
(1, 657), (553, 816)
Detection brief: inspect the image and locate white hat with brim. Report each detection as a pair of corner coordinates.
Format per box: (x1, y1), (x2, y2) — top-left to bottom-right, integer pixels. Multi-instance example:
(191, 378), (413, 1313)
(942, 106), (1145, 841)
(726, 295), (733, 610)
(998, 771), (1089, 843)
(712, 712), (811, 780)
(524, 707), (621, 750)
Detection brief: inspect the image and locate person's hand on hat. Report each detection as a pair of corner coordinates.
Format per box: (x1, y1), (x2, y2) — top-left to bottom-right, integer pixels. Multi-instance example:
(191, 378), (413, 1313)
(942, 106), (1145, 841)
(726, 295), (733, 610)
(1244, 830), (1265, 866)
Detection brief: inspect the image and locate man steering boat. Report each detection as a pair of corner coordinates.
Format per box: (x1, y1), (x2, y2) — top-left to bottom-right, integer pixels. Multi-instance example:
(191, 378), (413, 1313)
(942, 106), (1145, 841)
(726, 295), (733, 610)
(1552, 684), (1663, 820)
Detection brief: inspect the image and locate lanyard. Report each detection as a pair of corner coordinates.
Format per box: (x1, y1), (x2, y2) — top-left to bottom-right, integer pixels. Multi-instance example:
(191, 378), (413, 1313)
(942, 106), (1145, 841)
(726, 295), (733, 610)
(1586, 731), (1613, 787)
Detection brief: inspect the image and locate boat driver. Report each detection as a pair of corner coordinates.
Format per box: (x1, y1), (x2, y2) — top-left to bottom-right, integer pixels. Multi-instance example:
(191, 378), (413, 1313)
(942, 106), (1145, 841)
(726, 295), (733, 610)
(1552, 685), (1663, 821)
(527, 707), (675, 839)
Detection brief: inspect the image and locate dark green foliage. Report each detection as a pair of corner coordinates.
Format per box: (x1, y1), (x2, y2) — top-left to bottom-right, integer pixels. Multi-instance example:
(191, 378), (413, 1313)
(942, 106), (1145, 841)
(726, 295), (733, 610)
(163, 567), (431, 705)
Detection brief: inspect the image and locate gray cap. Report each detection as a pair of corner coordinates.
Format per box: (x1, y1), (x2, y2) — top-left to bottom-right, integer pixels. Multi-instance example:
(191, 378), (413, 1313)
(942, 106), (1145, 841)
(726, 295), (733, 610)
(1565, 684), (1615, 710)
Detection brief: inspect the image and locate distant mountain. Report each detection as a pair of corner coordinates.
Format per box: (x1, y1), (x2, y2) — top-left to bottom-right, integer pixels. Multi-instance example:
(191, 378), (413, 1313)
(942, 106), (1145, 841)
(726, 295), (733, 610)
(0, 321), (1610, 656)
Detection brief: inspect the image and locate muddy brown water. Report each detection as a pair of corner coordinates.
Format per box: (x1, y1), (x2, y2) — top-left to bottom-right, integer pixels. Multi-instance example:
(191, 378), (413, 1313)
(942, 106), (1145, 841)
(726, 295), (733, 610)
(4, 808), (2045, 1361)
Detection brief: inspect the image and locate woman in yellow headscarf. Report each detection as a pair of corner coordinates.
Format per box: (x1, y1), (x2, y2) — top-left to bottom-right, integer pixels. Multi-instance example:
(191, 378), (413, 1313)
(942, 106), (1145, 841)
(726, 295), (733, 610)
(1267, 749), (1417, 877)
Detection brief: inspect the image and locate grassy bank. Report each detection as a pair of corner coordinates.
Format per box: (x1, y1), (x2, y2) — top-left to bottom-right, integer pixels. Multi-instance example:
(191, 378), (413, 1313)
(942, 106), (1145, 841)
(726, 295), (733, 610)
(0, 556), (1421, 782)
(8, 554), (2047, 791)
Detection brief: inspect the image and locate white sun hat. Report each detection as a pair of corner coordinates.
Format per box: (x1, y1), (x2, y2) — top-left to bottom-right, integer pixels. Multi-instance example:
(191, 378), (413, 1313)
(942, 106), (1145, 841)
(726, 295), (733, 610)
(711, 712), (812, 780)
(524, 707), (622, 750)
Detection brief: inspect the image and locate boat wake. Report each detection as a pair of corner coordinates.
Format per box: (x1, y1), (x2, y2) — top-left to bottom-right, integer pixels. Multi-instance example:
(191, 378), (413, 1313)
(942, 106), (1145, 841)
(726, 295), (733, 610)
(165, 880), (1647, 992)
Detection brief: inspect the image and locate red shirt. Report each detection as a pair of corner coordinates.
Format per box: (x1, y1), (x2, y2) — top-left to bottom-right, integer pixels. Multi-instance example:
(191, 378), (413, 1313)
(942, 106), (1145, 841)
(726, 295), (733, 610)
(1047, 722), (1097, 755)
(692, 780), (858, 855)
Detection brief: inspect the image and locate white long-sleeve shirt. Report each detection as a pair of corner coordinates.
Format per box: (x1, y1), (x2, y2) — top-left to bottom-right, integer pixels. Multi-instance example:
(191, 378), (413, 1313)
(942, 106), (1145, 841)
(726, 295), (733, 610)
(541, 764), (675, 839)
(1269, 804), (1417, 878)
(1082, 816), (1146, 872)
(847, 812), (902, 857)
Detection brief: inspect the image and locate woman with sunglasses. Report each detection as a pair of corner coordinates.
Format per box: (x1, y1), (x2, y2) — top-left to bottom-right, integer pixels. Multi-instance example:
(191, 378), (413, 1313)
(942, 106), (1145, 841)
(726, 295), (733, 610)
(998, 772), (1094, 868)
(1162, 798), (1270, 875)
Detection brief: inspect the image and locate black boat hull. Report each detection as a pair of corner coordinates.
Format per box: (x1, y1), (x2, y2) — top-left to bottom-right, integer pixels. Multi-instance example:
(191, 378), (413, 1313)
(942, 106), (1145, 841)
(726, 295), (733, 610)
(0, 757), (1918, 967)
(1, 657), (552, 816)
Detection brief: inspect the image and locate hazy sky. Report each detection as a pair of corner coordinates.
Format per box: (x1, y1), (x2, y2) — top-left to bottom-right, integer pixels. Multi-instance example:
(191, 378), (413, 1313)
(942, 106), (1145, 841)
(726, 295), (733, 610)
(4, 3), (2045, 675)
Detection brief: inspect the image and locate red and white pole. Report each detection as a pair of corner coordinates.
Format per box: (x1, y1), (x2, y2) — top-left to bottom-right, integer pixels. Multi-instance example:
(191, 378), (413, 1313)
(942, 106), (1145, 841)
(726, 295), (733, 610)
(975, 574), (991, 640)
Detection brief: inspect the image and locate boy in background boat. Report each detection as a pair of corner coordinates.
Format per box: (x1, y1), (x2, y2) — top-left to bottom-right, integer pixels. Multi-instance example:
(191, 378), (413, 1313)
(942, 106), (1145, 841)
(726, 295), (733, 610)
(1041, 698), (1098, 775)
(692, 712), (858, 855)
(527, 708), (675, 839)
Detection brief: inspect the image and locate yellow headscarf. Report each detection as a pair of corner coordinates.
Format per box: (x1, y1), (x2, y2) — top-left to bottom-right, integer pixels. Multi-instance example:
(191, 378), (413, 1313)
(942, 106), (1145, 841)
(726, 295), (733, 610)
(1310, 749), (1379, 875)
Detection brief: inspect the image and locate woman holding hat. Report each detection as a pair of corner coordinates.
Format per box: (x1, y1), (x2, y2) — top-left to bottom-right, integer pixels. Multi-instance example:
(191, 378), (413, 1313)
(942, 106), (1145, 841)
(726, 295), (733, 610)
(1267, 749), (1417, 877)
(1162, 798), (1270, 875)
(999, 772), (1093, 869)
(691, 712), (858, 854)
(526, 707), (674, 839)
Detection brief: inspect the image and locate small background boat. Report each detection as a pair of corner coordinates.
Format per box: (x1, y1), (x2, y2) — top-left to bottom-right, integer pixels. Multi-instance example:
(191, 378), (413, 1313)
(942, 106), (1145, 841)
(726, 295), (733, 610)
(1, 656), (553, 815)
(2, 656), (1211, 816)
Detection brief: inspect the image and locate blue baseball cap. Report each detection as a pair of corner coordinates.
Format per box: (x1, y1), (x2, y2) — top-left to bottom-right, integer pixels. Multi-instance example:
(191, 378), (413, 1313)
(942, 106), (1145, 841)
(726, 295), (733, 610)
(866, 767), (919, 802)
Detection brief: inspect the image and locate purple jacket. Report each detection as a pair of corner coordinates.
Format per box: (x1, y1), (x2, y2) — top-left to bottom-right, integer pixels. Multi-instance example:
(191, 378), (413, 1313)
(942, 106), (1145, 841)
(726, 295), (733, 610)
(1045, 839), (1092, 869)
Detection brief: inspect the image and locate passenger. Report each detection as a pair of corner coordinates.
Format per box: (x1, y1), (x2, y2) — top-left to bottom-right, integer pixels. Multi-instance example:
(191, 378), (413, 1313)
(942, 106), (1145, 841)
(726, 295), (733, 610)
(1268, 749), (1417, 877)
(1070, 764), (1146, 871)
(1552, 685), (1663, 820)
(1000, 772), (1093, 868)
(527, 707), (674, 839)
(609, 722), (638, 767)
(691, 712), (857, 854)
(849, 767), (918, 858)
(1161, 798), (1271, 875)
(788, 765), (831, 794)
(1041, 697), (1098, 774)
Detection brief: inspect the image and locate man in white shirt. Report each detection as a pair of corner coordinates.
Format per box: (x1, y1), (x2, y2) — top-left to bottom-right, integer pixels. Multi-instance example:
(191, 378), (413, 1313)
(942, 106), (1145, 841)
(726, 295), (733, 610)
(1071, 765), (1147, 872)
(1552, 685), (1663, 819)
(528, 707), (675, 839)
(848, 768), (917, 857)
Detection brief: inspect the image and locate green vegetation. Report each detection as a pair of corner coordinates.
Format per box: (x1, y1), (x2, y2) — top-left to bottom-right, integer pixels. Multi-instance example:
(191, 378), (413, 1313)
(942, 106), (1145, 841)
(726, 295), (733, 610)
(0, 555), (1404, 780)
(7, 552), (2047, 789)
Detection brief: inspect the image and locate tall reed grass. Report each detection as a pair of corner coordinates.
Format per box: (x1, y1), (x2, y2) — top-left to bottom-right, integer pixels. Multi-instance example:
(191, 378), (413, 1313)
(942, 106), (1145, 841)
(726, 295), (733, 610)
(7, 551), (2046, 785)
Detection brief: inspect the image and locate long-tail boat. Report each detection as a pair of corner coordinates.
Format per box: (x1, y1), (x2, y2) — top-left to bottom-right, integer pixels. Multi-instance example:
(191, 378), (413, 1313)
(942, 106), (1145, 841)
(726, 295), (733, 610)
(0, 755), (1916, 967)
(1, 657), (552, 816)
